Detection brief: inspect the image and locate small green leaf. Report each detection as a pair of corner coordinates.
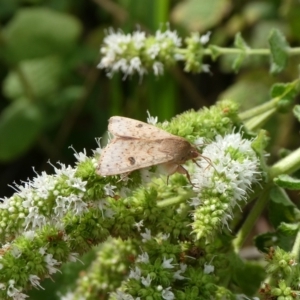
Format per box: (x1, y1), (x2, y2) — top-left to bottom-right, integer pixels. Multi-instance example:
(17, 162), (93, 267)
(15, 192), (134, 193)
(3, 8), (82, 62)
(293, 105), (300, 122)
(268, 29), (289, 74)
(234, 33), (248, 67)
(234, 32), (249, 51)
(274, 174), (300, 190)
(231, 33), (249, 72)
(3, 56), (62, 100)
(269, 186), (299, 228)
(270, 82), (298, 99)
(208, 45), (222, 61)
(0, 100), (43, 161)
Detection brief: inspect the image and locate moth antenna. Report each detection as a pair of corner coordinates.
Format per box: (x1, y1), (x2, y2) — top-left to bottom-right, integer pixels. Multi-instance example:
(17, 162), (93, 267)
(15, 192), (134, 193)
(194, 155), (219, 174)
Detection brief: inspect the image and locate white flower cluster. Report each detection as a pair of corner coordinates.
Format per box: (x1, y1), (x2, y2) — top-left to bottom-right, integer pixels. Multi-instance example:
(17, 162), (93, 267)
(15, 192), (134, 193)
(191, 132), (261, 228)
(8, 163), (88, 230)
(98, 28), (182, 78)
(111, 229), (187, 300)
(0, 245), (64, 299)
(0, 149), (114, 235)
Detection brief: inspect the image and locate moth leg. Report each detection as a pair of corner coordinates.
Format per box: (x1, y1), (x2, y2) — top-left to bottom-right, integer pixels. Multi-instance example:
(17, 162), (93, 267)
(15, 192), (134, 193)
(118, 172), (131, 183)
(176, 165), (193, 186)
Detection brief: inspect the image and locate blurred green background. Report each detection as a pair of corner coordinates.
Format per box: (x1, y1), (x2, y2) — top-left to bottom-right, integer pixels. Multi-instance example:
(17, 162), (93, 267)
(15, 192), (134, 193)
(0, 0), (300, 297)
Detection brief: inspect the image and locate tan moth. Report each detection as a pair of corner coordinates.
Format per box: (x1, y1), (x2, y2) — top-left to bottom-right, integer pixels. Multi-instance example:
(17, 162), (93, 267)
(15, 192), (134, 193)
(97, 116), (201, 183)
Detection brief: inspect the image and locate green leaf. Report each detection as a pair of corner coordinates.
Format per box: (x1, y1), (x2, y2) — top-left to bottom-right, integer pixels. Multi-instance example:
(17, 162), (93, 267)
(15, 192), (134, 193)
(3, 8), (82, 62)
(274, 174), (300, 190)
(3, 56), (63, 100)
(251, 129), (270, 174)
(234, 33), (249, 51)
(208, 45), (222, 61)
(171, 0), (231, 32)
(232, 261), (265, 295)
(232, 33), (249, 72)
(270, 82), (298, 100)
(269, 186), (299, 228)
(278, 222), (300, 236)
(270, 82), (298, 113)
(0, 101), (43, 161)
(268, 29), (289, 74)
(293, 105), (300, 122)
(255, 231), (295, 253)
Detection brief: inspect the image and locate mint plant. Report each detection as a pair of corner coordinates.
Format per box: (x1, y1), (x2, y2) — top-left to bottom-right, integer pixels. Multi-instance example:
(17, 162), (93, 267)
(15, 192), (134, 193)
(1, 25), (300, 300)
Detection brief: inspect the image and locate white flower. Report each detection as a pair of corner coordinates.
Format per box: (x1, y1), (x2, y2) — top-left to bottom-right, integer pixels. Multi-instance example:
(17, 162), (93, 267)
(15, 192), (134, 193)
(161, 287), (175, 300)
(162, 257), (174, 269)
(129, 266), (141, 280)
(173, 263), (187, 280)
(136, 252), (149, 264)
(68, 252), (83, 263)
(7, 281), (29, 299)
(204, 263), (214, 274)
(113, 291), (140, 300)
(152, 61), (164, 76)
(103, 184), (116, 197)
(133, 220), (144, 231)
(11, 246), (22, 258)
(95, 199), (108, 216)
(140, 228), (152, 242)
(155, 29), (182, 48)
(23, 231), (35, 240)
(44, 254), (61, 275)
(141, 274), (152, 287)
(71, 147), (88, 162)
(66, 177), (87, 192)
(161, 233), (170, 240)
(200, 31), (211, 44)
(29, 275), (44, 290)
(146, 111), (158, 125)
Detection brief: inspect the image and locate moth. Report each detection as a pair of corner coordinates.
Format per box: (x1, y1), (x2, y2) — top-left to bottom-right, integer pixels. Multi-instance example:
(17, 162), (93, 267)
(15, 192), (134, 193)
(97, 116), (201, 183)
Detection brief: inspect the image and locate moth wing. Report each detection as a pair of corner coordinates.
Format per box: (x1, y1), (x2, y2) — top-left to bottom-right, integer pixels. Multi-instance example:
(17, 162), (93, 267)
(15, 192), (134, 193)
(108, 116), (175, 139)
(97, 138), (174, 176)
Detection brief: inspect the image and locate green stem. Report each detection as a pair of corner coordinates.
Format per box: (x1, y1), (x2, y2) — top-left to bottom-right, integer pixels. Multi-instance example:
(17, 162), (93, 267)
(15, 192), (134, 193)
(234, 146), (300, 251)
(239, 98), (279, 120)
(157, 191), (195, 208)
(291, 229), (300, 260)
(204, 47), (270, 56)
(269, 147), (300, 178)
(233, 183), (272, 252)
(244, 108), (276, 131)
(15, 65), (35, 102)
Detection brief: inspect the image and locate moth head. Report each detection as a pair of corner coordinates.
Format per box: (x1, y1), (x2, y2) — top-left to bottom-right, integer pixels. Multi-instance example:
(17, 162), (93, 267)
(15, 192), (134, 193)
(187, 146), (200, 160)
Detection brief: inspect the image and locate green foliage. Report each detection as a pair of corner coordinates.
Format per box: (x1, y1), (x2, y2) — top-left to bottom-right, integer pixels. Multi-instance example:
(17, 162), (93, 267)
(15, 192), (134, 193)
(3, 8), (82, 62)
(268, 29), (289, 74)
(1, 1), (300, 300)
(0, 101), (43, 161)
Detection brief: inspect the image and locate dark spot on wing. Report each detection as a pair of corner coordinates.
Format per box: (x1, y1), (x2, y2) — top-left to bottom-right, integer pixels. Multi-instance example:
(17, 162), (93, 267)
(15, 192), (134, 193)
(136, 124), (143, 128)
(128, 157), (135, 165)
